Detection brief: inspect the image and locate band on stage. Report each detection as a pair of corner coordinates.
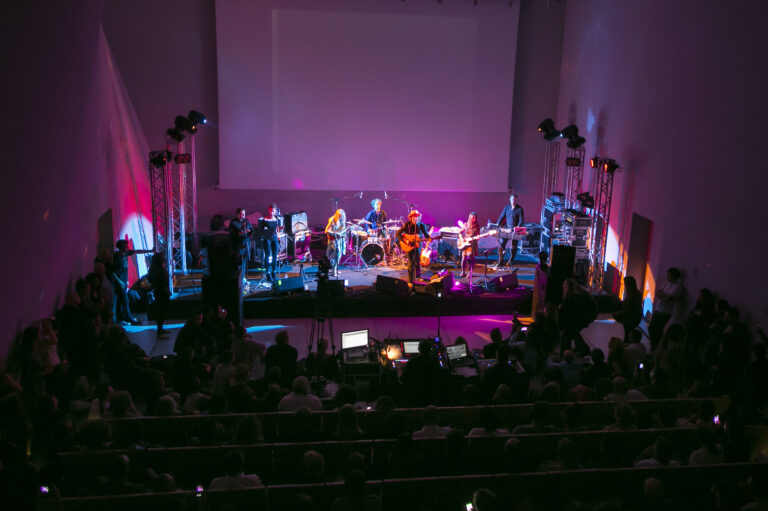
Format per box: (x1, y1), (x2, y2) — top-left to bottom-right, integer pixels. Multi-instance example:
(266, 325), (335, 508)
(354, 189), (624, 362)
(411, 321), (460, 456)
(229, 193), (525, 286)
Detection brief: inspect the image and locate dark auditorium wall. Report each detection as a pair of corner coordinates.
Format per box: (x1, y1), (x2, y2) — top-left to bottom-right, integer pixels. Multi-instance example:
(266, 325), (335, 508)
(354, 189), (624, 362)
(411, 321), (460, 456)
(556, 0), (767, 321)
(1, 2), (106, 351)
(102, 0), (565, 229)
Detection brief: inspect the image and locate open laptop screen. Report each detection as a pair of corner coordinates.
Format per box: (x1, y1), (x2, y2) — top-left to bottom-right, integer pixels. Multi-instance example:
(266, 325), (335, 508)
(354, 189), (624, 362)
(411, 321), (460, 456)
(446, 343), (468, 360)
(341, 329), (368, 350)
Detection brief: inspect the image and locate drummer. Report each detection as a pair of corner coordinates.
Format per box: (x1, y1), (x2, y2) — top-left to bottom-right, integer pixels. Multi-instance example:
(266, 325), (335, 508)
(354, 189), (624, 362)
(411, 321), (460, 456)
(364, 198), (387, 235)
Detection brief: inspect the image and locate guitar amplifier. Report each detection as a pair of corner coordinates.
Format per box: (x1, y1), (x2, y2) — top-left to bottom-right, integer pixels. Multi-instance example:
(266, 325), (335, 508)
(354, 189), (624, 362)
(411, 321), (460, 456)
(287, 229), (311, 261)
(283, 211), (309, 236)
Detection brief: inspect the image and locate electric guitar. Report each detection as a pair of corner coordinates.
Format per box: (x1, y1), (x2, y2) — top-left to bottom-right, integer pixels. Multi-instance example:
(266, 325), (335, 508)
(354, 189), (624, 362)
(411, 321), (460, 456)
(457, 230), (497, 250)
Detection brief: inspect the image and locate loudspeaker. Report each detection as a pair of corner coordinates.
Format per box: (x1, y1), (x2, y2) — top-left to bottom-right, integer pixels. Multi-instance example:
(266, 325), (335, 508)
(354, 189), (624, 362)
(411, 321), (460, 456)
(317, 279), (345, 299)
(283, 211), (308, 235)
(200, 243), (240, 280)
(489, 271), (519, 292)
(287, 231), (311, 261)
(550, 244), (576, 278)
(272, 277), (304, 295)
(426, 272), (455, 296)
(376, 275), (410, 296)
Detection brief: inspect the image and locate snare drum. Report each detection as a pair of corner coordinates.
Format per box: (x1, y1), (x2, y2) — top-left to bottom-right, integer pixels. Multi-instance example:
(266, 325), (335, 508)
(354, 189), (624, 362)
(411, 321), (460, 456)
(361, 241), (386, 266)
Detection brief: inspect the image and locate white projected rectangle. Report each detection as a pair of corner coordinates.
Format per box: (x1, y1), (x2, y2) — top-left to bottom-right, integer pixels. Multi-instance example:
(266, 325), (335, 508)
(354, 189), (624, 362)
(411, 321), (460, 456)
(216, 0), (519, 192)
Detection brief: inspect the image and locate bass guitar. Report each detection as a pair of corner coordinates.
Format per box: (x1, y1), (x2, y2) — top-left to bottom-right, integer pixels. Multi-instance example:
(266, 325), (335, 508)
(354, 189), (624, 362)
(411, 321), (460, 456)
(457, 230), (497, 250)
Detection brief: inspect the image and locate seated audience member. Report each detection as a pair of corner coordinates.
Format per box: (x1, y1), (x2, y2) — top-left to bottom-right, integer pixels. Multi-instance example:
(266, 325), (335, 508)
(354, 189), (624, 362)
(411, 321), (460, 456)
(605, 403), (638, 431)
(635, 436), (680, 467)
(302, 450), (326, 483)
(512, 401), (560, 434)
(604, 376), (648, 402)
(482, 344), (520, 401)
(623, 329), (647, 372)
(212, 350), (234, 397)
(612, 276), (643, 343)
(108, 390), (141, 418)
(279, 376), (322, 412)
(502, 437), (527, 473)
(606, 337), (631, 378)
(92, 454), (145, 495)
(155, 394), (180, 416)
(491, 384), (514, 405)
(483, 328), (507, 359)
(87, 383), (113, 420)
(539, 437), (581, 471)
(386, 433), (424, 478)
(654, 324), (687, 395)
(470, 488), (498, 511)
(210, 449), (263, 489)
(330, 469), (381, 511)
(265, 330), (298, 387)
(688, 425), (724, 465)
(582, 348), (612, 388)
(336, 404), (364, 440)
(468, 406), (509, 437)
(306, 337), (340, 381)
(412, 405), (451, 439)
(400, 339), (443, 406)
(233, 415), (264, 444)
(546, 350), (582, 390)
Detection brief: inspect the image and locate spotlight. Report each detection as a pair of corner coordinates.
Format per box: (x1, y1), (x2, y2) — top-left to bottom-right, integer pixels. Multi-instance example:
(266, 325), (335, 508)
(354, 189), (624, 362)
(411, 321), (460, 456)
(560, 124), (585, 149)
(602, 159), (619, 174)
(576, 191), (594, 208)
(166, 127), (185, 142)
(175, 115), (196, 134)
(589, 156), (599, 168)
(537, 118), (560, 141)
(150, 151), (171, 168)
(188, 110), (207, 126)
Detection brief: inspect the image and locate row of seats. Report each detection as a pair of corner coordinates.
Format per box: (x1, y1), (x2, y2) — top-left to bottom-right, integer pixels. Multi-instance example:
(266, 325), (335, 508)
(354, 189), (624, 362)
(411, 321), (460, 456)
(96, 398), (728, 445)
(40, 462), (768, 511)
(58, 427), (706, 493)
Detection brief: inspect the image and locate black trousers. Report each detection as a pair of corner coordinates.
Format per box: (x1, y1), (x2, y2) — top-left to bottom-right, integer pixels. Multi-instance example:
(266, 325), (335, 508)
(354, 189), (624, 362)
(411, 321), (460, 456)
(406, 248), (420, 284)
(498, 238), (519, 264)
(262, 237), (278, 276)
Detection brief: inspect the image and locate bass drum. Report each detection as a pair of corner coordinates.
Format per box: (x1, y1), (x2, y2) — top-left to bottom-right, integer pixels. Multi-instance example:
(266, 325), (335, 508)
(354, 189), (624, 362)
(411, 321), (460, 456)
(361, 241), (386, 266)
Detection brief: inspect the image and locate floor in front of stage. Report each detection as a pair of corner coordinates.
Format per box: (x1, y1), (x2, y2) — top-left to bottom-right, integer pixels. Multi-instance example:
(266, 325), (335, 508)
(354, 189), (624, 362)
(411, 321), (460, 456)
(125, 313), (639, 364)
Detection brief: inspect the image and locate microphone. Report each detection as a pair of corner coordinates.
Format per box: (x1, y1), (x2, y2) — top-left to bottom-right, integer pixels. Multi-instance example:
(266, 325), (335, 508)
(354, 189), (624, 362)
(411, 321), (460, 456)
(357, 191), (364, 199)
(384, 191), (388, 199)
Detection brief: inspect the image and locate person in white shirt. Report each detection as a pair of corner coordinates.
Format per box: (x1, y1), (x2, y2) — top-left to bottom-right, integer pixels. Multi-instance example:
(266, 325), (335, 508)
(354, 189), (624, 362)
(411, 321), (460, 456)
(278, 376), (323, 412)
(412, 406), (452, 439)
(209, 450), (263, 489)
(649, 267), (682, 351)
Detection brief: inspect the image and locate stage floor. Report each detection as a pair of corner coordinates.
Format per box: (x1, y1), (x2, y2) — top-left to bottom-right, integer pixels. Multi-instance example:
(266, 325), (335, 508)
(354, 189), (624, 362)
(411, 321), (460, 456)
(166, 253), (540, 319)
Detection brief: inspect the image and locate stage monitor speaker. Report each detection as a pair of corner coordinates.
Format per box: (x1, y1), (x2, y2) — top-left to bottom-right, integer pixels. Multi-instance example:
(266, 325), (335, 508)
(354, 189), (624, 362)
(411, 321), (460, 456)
(425, 272), (455, 296)
(376, 275), (410, 297)
(489, 271), (519, 292)
(550, 244), (576, 278)
(317, 279), (345, 299)
(273, 277), (304, 295)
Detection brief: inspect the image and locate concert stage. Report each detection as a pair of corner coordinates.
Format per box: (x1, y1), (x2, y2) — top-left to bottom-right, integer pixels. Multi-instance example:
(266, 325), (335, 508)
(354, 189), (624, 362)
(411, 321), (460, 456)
(167, 255), (537, 320)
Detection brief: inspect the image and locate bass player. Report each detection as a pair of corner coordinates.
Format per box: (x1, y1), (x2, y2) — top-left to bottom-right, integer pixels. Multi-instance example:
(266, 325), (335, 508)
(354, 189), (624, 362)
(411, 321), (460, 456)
(396, 210), (431, 288)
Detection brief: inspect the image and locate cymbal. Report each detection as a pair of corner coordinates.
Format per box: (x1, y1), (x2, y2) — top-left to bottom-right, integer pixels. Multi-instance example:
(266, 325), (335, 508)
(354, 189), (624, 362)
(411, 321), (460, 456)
(383, 219), (400, 224)
(354, 219), (372, 224)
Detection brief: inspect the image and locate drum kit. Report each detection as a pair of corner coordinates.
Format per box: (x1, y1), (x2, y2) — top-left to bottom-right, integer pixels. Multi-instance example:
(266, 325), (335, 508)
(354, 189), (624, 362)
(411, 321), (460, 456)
(343, 218), (403, 268)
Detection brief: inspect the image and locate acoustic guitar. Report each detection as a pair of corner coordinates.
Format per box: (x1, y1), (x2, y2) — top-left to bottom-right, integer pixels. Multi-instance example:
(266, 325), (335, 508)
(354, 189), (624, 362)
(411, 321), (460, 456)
(399, 232), (438, 253)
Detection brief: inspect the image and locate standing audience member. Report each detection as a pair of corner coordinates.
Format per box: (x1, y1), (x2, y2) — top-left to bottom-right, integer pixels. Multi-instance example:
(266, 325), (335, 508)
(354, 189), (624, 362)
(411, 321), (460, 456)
(265, 331), (298, 388)
(147, 253), (171, 337)
(111, 239), (151, 325)
(613, 276), (644, 343)
(648, 267), (682, 351)
(559, 278), (592, 356)
(401, 339), (443, 406)
(531, 251), (549, 315)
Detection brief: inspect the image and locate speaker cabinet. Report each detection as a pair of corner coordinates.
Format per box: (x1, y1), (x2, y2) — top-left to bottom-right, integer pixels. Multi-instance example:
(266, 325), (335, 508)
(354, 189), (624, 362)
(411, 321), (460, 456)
(272, 276), (304, 295)
(489, 271), (519, 292)
(318, 279), (345, 299)
(550, 244), (576, 278)
(376, 275), (410, 296)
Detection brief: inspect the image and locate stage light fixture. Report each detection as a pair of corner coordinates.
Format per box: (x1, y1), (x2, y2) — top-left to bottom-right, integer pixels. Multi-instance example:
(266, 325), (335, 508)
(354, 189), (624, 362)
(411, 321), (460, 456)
(602, 159), (619, 174)
(166, 127), (185, 142)
(537, 118), (560, 141)
(175, 115), (196, 134)
(150, 151), (171, 168)
(577, 191), (594, 208)
(589, 156), (598, 168)
(188, 110), (207, 126)
(560, 124), (586, 149)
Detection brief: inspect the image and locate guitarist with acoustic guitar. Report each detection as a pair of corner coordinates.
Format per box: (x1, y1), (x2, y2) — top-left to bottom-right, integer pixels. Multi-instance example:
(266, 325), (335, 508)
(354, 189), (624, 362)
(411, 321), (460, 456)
(325, 209), (347, 277)
(396, 210), (431, 288)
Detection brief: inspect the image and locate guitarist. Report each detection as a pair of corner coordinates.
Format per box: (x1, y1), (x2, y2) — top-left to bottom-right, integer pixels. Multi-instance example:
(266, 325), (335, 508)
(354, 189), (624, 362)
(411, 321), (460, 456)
(494, 193), (524, 268)
(458, 212), (480, 279)
(396, 210), (430, 288)
(325, 209), (347, 277)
